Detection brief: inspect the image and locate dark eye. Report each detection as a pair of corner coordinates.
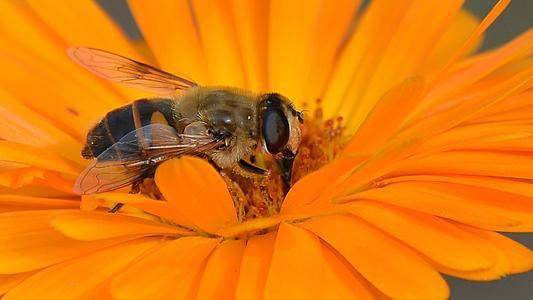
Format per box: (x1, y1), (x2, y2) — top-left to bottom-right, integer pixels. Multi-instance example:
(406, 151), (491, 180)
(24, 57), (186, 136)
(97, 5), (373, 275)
(262, 107), (289, 154)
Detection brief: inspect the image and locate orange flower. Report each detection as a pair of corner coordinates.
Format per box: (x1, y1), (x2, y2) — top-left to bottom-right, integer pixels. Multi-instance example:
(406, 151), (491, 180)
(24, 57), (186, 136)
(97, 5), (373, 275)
(0, 0), (531, 299)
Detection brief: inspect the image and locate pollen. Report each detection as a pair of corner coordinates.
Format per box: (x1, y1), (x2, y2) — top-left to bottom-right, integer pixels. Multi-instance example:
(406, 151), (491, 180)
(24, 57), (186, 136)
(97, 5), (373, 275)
(133, 102), (347, 222)
(225, 101), (348, 221)
(292, 101), (348, 183)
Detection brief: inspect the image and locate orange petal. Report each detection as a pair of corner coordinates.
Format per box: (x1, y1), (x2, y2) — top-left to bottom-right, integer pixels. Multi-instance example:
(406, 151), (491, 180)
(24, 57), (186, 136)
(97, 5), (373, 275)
(342, 77), (425, 155)
(25, 0), (149, 100)
(30, 170), (76, 194)
(0, 45), (118, 140)
(127, 0), (207, 83)
(268, 0), (317, 103)
(229, 0), (269, 92)
(0, 195), (78, 213)
(0, 89), (81, 162)
(215, 217), (280, 238)
(393, 150), (533, 180)
(423, 29), (532, 111)
(27, 0), (149, 99)
(4, 239), (159, 300)
(472, 107), (533, 125)
(346, 200), (492, 271)
(0, 182), (73, 199)
(401, 182), (533, 231)
(161, 260), (207, 300)
(303, 0), (361, 108)
(431, 0), (512, 86)
(0, 1), (129, 106)
(191, 0), (245, 87)
(50, 211), (191, 241)
(473, 135), (533, 152)
(322, 244), (379, 300)
(111, 237), (218, 300)
(472, 87), (533, 120)
(416, 122), (533, 153)
(466, 58), (533, 107)
(282, 156), (365, 211)
(25, 0), (138, 56)
(300, 215), (449, 299)
(155, 157), (237, 233)
(235, 231), (276, 300)
(0, 273), (32, 296)
(421, 9), (482, 74)
(0, 210), (133, 274)
(93, 279), (116, 300)
(402, 66), (532, 141)
(434, 223), (531, 280)
(0, 141), (81, 175)
(330, 0), (464, 130)
(0, 167), (76, 195)
(348, 0), (464, 129)
(197, 239), (246, 299)
(264, 223), (325, 299)
(460, 226), (532, 275)
(84, 193), (174, 221)
(320, 137), (422, 201)
(346, 182), (521, 231)
(0, 167), (46, 190)
(322, 0), (411, 118)
(279, 202), (348, 223)
(328, 69), (532, 197)
(381, 174), (533, 199)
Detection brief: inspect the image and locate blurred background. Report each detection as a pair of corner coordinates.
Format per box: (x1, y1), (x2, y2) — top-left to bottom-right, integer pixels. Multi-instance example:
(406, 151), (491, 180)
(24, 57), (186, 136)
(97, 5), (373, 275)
(95, 0), (532, 298)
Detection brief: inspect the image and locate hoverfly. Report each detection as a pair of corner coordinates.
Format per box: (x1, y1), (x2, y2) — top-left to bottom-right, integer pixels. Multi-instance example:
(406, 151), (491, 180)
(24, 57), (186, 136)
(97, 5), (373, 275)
(69, 47), (303, 196)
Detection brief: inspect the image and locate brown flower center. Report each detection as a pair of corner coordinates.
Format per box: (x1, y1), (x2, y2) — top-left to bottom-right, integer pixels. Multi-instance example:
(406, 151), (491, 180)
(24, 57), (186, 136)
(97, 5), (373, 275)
(226, 102), (348, 221)
(137, 103), (347, 223)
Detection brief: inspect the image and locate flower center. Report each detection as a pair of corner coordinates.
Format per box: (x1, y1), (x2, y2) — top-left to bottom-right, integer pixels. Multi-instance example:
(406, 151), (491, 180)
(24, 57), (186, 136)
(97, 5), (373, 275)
(133, 103), (348, 224)
(225, 102), (347, 221)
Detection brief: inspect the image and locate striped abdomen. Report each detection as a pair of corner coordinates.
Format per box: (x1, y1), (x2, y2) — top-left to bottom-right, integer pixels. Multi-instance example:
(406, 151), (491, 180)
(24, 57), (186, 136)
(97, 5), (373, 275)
(82, 98), (177, 159)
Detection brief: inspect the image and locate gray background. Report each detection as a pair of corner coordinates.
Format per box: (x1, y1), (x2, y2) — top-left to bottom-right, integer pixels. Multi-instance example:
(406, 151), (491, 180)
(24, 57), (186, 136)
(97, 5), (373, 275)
(96, 0), (531, 299)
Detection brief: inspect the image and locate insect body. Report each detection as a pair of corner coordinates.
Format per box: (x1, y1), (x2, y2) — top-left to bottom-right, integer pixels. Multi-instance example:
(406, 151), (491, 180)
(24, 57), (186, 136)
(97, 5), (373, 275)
(70, 47), (303, 195)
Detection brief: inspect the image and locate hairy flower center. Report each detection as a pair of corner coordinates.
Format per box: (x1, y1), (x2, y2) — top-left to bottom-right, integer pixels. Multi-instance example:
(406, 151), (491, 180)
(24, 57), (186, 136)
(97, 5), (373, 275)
(225, 102), (347, 221)
(135, 103), (347, 224)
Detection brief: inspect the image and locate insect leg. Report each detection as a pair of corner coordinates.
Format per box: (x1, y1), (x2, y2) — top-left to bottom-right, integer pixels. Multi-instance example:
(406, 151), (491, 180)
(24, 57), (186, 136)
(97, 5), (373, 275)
(108, 203), (124, 213)
(108, 179), (142, 213)
(238, 159), (269, 176)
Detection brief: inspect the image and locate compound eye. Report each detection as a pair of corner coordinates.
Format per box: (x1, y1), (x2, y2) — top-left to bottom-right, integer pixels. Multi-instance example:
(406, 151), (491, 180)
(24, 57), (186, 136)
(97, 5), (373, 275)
(262, 107), (290, 154)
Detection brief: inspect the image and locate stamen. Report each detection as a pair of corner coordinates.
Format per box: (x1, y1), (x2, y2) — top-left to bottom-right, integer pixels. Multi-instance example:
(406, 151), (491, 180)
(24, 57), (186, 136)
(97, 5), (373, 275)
(227, 101), (348, 221)
(137, 101), (348, 222)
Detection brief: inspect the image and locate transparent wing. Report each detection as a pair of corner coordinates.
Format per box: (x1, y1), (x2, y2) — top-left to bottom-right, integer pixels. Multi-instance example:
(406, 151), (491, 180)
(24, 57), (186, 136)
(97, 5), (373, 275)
(67, 47), (197, 95)
(74, 124), (220, 195)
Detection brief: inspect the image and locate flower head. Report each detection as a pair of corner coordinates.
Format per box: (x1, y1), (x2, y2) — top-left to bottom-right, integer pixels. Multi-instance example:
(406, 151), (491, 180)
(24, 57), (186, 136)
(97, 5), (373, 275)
(0, 0), (531, 299)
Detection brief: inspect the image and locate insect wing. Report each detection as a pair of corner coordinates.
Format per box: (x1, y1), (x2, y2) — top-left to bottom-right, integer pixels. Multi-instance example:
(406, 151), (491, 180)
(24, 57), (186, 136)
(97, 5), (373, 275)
(67, 47), (197, 95)
(74, 124), (218, 195)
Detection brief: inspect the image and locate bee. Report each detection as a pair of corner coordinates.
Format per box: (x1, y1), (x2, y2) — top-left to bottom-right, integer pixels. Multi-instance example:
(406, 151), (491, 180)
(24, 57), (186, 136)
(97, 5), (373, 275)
(69, 47), (303, 196)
